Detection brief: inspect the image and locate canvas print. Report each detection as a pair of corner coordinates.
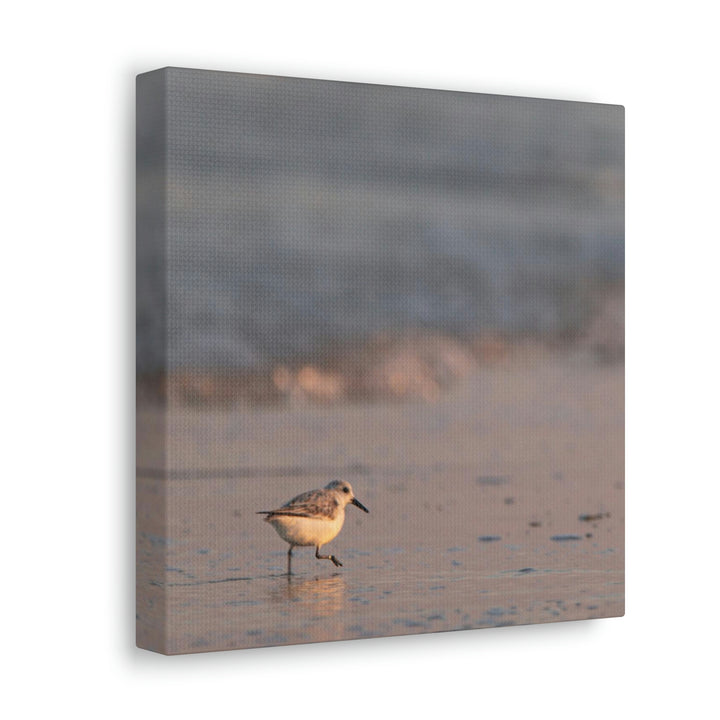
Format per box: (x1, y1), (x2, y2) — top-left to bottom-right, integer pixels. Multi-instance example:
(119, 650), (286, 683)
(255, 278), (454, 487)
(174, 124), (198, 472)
(136, 67), (624, 654)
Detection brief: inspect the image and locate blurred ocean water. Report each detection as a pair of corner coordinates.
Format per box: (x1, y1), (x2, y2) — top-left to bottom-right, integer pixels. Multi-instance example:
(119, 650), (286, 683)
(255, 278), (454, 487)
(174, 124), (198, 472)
(137, 69), (623, 372)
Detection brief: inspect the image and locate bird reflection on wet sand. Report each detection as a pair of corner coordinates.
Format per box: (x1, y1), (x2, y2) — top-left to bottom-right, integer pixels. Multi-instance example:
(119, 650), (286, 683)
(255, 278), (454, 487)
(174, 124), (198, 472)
(269, 574), (347, 618)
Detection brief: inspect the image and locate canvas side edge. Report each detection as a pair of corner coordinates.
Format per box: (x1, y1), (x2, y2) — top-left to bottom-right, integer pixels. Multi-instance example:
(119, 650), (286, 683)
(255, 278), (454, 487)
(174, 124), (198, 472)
(136, 69), (169, 655)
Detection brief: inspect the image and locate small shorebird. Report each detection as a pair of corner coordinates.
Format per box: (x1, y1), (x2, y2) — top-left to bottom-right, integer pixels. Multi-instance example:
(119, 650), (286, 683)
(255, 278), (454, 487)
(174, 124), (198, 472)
(258, 480), (369, 575)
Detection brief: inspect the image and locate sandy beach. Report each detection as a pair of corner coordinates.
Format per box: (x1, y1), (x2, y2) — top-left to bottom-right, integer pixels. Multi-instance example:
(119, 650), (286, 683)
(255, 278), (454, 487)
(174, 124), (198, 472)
(137, 351), (624, 654)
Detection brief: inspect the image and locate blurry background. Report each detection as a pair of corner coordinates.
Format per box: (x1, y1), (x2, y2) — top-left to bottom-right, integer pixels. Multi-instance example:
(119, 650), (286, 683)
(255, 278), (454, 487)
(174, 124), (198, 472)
(137, 68), (623, 404)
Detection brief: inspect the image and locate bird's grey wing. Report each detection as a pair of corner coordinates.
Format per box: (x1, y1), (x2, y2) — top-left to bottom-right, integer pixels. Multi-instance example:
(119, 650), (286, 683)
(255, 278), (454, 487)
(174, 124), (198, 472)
(267, 488), (340, 519)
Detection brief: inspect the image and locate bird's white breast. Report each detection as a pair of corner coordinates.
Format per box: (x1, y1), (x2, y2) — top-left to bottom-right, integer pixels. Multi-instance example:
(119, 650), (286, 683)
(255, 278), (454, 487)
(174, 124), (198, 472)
(267, 510), (346, 547)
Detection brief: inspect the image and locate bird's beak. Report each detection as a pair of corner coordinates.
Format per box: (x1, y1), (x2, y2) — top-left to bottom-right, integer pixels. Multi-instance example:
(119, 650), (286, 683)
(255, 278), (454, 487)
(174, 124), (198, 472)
(351, 497), (369, 513)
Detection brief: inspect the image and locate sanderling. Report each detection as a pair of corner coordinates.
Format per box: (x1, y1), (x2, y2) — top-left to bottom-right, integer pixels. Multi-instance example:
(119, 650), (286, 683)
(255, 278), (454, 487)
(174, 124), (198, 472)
(258, 480), (369, 575)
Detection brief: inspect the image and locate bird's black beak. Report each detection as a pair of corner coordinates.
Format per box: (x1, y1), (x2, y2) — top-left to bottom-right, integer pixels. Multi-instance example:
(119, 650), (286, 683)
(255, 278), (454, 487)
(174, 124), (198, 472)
(351, 497), (369, 513)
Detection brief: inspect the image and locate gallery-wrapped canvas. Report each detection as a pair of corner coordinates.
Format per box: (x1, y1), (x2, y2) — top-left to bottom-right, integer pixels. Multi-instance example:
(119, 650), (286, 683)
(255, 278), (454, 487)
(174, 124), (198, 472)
(136, 67), (624, 654)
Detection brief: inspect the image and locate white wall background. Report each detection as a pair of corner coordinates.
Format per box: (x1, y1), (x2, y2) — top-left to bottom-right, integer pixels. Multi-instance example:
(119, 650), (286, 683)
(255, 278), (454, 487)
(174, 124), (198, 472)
(3, 1), (718, 718)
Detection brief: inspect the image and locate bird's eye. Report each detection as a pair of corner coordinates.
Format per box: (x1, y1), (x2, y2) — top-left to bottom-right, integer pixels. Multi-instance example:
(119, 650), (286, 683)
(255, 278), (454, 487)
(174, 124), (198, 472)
(343, 487), (349, 493)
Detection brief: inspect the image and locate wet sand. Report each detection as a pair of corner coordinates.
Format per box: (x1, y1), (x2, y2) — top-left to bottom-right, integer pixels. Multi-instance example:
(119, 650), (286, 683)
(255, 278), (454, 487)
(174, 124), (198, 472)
(137, 354), (624, 654)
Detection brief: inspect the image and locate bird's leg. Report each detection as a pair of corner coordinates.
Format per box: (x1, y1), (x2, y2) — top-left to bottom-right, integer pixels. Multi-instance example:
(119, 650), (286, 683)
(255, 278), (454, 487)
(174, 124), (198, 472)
(315, 546), (343, 567)
(287, 545), (294, 575)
